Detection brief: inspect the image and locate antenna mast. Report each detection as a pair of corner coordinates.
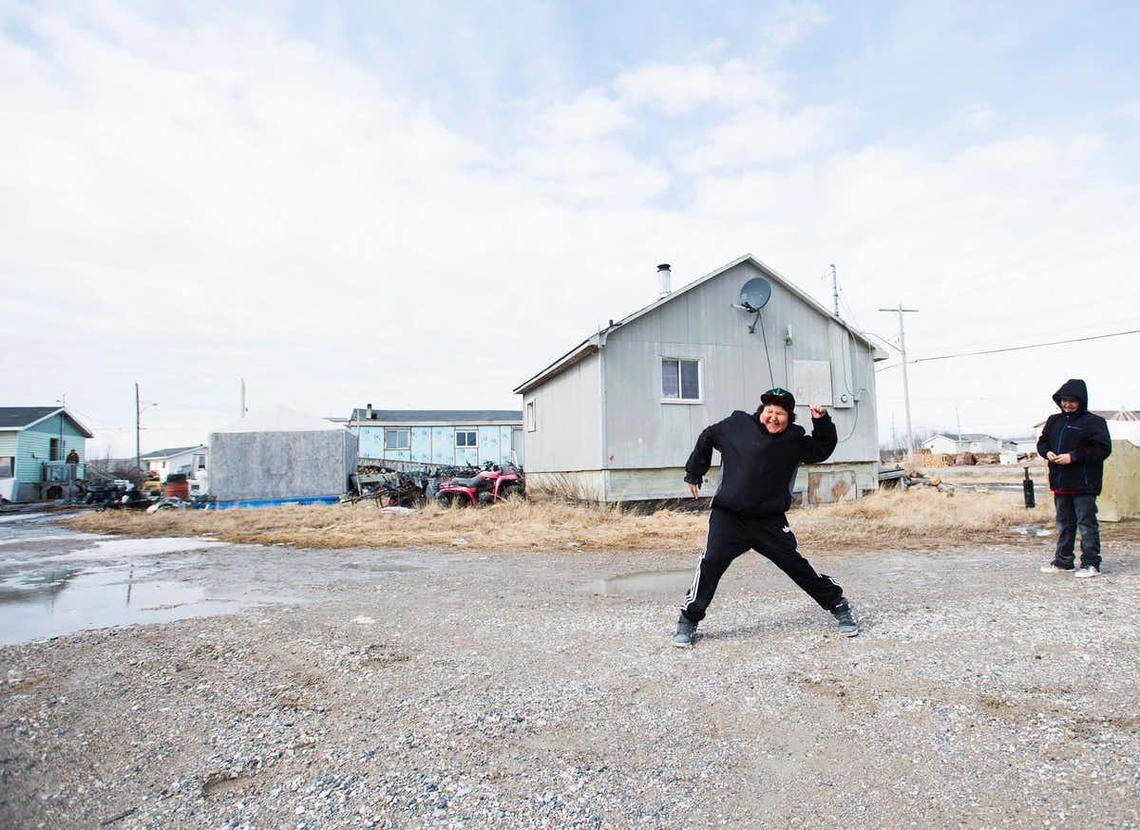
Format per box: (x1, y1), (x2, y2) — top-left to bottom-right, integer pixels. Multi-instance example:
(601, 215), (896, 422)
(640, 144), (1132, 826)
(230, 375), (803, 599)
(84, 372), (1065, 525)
(831, 264), (840, 319)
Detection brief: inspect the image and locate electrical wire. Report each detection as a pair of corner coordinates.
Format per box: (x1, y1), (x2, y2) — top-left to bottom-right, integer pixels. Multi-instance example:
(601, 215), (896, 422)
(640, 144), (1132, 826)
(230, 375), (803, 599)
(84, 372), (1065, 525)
(875, 328), (1140, 372)
(758, 311), (775, 388)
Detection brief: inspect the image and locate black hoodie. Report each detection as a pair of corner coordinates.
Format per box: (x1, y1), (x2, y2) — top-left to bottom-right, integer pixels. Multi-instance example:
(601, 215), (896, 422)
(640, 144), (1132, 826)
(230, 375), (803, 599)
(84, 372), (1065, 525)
(685, 410), (837, 517)
(1036, 379), (1112, 495)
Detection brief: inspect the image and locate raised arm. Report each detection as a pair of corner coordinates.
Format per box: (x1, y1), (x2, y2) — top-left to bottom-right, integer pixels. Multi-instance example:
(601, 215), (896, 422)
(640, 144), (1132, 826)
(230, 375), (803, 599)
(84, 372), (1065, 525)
(800, 404), (837, 463)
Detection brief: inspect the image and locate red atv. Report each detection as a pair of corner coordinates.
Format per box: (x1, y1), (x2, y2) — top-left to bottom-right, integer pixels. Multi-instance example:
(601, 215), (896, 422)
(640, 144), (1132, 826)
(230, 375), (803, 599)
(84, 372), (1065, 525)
(435, 462), (525, 507)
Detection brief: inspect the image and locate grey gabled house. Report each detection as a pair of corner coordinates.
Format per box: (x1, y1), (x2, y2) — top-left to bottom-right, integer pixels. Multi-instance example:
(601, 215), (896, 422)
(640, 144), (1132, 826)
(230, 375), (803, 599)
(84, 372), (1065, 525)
(513, 255), (888, 503)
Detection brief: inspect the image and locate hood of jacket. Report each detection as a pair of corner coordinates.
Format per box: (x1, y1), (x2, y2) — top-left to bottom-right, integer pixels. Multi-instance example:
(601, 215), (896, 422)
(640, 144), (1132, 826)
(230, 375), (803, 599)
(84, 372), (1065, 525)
(1052, 378), (1088, 411)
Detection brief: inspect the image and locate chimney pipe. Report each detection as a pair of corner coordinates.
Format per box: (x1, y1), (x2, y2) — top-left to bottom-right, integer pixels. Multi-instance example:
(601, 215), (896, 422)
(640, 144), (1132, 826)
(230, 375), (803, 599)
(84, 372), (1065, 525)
(657, 263), (672, 298)
(365, 403), (373, 420)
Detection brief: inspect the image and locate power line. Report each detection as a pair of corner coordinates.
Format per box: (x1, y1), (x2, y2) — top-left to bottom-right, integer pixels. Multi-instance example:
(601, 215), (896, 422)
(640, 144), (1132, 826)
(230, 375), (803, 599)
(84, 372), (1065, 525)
(875, 328), (1140, 371)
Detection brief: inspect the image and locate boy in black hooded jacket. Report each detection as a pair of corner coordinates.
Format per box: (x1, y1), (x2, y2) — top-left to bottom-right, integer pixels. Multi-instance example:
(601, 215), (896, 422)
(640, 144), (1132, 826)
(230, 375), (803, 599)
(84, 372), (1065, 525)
(1037, 379), (1113, 577)
(672, 388), (858, 646)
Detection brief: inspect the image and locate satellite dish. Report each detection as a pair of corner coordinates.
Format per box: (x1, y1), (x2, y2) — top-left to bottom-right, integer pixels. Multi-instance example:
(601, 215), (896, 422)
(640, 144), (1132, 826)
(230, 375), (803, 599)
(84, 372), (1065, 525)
(739, 277), (772, 312)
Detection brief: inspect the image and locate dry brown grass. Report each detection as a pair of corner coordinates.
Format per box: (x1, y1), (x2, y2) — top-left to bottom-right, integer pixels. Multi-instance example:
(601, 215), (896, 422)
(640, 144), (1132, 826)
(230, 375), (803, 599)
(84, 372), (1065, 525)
(64, 489), (1062, 553)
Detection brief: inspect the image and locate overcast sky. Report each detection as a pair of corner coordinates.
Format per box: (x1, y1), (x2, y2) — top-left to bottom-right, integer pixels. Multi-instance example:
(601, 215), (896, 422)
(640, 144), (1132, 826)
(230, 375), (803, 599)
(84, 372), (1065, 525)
(3, 0), (1138, 457)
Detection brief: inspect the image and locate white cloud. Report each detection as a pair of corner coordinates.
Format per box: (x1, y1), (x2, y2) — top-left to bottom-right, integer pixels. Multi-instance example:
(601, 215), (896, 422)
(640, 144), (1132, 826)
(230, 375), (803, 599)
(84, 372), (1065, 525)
(614, 60), (785, 115)
(676, 103), (843, 173)
(537, 88), (631, 141)
(1119, 101), (1140, 122)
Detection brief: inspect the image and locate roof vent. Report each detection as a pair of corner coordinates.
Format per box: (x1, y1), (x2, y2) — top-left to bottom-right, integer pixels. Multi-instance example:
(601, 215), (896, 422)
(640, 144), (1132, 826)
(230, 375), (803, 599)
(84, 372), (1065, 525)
(657, 263), (672, 298)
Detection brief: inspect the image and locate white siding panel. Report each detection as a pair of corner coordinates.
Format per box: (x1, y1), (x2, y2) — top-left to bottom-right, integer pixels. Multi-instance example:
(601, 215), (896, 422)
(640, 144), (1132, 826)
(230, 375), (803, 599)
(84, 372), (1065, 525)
(521, 353), (602, 472)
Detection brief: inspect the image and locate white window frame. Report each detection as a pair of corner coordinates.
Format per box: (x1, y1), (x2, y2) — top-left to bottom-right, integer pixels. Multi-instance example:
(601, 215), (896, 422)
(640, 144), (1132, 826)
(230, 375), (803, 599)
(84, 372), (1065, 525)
(384, 428), (410, 451)
(526, 400), (536, 432)
(660, 356), (702, 404)
(455, 428), (478, 449)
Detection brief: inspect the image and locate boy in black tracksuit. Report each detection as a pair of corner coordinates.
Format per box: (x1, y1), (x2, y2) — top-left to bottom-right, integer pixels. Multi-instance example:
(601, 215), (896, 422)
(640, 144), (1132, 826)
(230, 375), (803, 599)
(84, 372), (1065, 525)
(673, 388), (858, 647)
(1036, 379), (1113, 577)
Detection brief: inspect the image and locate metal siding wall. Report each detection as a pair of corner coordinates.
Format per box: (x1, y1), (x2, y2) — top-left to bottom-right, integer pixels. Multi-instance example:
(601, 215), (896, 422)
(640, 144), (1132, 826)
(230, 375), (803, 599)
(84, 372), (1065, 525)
(16, 432), (48, 483)
(209, 430), (353, 500)
(521, 352), (602, 473)
(23, 416), (87, 466)
(603, 261), (880, 484)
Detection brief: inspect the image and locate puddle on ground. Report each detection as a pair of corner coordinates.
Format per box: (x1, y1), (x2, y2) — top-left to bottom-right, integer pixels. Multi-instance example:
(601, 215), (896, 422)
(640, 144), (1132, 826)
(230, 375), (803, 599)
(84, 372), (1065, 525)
(1, 558), (294, 647)
(39, 536), (226, 562)
(0, 560), (295, 646)
(593, 568), (694, 597)
(0, 520), (297, 645)
(0, 533), (106, 547)
(1008, 524), (1053, 537)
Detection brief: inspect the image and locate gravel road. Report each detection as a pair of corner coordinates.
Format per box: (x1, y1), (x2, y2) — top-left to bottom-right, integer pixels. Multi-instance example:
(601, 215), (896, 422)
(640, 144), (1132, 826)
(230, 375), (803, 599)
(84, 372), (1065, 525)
(2, 526), (1138, 829)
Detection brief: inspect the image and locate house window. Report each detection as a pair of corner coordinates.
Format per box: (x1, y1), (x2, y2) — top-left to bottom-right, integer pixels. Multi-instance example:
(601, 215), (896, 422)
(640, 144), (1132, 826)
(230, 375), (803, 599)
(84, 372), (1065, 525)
(661, 358), (701, 401)
(193, 454), (206, 470)
(0, 456), (13, 478)
(49, 438), (61, 461)
(384, 428), (410, 451)
(526, 401), (536, 432)
(455, 429), (478, 448)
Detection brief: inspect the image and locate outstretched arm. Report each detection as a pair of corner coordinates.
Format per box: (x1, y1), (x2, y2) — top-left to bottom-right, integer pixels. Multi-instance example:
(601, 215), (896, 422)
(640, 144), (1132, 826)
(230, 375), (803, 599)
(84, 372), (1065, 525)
(684, 422), (720, 491)
(801, 404), (837, 463)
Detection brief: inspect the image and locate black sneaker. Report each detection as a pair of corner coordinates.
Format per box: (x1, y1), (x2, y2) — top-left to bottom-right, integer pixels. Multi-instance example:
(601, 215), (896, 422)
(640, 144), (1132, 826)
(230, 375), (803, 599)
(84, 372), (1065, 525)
(830, 600), (859, 637)
(672, 617), (697, 648)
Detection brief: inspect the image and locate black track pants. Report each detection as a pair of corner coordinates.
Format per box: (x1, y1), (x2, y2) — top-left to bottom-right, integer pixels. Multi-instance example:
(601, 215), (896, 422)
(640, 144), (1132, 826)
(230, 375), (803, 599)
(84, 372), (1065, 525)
(680, 507), (844, 623)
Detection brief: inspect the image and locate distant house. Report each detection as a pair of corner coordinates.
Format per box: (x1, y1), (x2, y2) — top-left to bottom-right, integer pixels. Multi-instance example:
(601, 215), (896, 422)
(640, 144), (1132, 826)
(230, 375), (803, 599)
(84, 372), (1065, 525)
(513, 255), (887, 503)
(140, 445), (207, 481)
(1033, 409), (1140, 447)
(921, 433), (1003, 454)
(348, 406), (524, 468)
(0, 406), (94, 502)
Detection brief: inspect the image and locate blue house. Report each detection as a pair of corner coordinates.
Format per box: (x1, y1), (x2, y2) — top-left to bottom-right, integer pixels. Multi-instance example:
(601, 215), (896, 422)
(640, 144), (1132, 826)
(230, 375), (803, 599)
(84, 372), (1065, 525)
(0, 407), (94, 502)
(349, 407), (524, 468)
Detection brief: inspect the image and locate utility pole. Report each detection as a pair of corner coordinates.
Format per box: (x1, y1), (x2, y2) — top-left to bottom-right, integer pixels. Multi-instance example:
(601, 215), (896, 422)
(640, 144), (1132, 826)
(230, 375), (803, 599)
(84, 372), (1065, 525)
(955, 406), (962, 453)
(135, 382), (141, 473)
(241, 379), (247, 419)
(134, 384), (157, 474)
(878, 305), (919, 461)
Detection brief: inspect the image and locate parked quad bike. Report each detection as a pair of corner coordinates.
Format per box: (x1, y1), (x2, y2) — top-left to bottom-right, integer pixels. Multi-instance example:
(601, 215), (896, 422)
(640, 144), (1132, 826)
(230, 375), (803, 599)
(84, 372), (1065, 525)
(434, 462), (525, 507)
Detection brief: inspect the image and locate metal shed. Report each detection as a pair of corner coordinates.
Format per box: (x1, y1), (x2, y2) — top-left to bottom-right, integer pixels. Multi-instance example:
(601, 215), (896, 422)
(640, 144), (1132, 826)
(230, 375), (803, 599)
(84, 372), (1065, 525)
(208, 408), (357, 505)
(514, 255), (888, 503)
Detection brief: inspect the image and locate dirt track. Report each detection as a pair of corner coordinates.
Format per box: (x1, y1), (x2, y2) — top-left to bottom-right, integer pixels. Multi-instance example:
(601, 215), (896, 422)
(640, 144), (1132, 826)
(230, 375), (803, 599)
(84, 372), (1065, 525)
(2, 526), (1139, 828)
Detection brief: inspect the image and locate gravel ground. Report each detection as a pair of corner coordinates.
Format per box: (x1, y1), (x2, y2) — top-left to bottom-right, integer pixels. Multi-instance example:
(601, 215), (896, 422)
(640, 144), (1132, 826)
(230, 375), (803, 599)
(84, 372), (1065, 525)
(2, 528), (1139, 829)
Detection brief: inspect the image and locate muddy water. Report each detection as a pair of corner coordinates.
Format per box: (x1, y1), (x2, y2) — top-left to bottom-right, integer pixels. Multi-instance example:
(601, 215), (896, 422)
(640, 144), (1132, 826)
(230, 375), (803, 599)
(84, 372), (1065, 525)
(0, 512), (443, 646)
